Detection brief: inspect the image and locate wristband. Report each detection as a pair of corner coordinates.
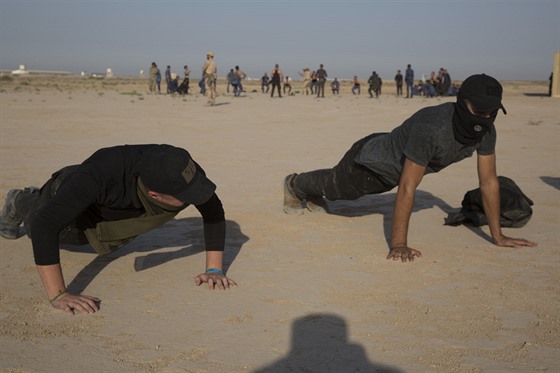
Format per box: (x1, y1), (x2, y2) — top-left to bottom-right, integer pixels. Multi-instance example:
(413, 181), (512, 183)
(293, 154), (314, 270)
(206, 268), (223, 275)
(49, 290), (67, 304)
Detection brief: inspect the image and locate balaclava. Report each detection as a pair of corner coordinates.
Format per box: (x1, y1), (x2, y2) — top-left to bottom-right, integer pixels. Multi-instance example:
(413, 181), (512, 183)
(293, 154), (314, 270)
(453, 74), (507, 145)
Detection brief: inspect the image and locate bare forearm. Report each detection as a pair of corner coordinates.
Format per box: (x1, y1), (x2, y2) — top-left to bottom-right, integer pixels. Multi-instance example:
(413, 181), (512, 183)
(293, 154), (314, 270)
(387, 185), (422, 262)
(205, 250), (224, 271)
(386, 158), (425, 262)
(391, 187), (415, 247)
(36, 264), (66, 299)
(37, 263), (100, 315)
(480, 178), (504, 242)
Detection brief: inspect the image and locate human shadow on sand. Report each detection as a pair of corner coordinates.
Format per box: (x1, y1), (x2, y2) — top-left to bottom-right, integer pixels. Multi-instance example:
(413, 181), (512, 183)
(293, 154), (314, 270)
(320, 189), (492, 248)
(540, 176), (560, 191)
(65, 217), (248, 294)
(253, 313), (404, 373)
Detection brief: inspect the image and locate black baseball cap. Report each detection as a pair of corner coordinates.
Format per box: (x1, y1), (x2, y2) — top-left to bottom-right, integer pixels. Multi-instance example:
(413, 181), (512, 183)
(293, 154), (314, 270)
(139, 145), (216, 205)
(459, 74), (507, 114)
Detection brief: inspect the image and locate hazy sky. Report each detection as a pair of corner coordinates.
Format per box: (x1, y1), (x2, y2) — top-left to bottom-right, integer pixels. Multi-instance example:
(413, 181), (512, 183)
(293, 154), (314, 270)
(1, 0), (558, 81)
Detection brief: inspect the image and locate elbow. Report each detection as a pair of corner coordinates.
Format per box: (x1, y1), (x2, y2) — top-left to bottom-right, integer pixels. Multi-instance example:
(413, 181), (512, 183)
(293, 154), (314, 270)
(479, 174), (499, 191)
(397, 176), (421, 196)
(197, 194), (225, 224)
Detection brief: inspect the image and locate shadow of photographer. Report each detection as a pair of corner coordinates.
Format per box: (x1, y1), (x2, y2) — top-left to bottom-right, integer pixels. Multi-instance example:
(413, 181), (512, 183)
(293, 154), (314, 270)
(254, 313), (404, 373)
(64, 217), (248, 294)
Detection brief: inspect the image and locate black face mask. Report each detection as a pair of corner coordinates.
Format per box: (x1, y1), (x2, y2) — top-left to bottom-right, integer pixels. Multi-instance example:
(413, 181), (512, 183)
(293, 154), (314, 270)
(453, 95), (497, 145)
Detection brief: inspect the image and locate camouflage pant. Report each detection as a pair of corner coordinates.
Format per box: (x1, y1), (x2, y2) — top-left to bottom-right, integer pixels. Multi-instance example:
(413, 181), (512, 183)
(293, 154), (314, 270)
(205, 74), (217, 104)
(149, 78), (157, 93)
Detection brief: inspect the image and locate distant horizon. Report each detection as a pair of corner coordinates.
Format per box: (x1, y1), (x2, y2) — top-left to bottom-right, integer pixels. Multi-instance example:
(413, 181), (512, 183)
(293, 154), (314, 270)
(0, 69), (549, 83)
(0, 65), (552, 83)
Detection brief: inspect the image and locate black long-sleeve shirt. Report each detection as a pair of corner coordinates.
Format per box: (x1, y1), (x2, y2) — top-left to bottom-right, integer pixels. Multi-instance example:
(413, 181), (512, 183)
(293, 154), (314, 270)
(32, 145), (225, 265)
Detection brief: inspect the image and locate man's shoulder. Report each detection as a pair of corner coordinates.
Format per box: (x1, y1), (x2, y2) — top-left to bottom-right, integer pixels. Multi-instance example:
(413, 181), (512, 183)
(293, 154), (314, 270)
(404, 103), (455, 132)
(415, 102), (454, 116)
(86, 145), (158, 164)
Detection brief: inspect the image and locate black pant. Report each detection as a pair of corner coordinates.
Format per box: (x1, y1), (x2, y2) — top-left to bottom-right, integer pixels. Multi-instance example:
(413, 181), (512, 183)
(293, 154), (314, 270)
(293, 134), (393, 201)
(406, 82), (413, 98)
(316, 80), (326, 97)
(270, 79), (282, 97)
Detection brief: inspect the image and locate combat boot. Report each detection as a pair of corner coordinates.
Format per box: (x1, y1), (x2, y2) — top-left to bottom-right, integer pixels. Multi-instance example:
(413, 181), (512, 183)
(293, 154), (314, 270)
(0, 189), (24, 239)
(283, 174), (305, 215)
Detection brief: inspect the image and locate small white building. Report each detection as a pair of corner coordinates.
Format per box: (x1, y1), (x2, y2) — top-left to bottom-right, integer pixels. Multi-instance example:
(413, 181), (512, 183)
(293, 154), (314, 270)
(11, 65), (29, 75)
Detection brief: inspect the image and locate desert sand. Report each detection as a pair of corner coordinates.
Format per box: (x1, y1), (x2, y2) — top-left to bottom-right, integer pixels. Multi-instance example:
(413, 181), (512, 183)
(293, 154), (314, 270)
(0, 75), (558, 372)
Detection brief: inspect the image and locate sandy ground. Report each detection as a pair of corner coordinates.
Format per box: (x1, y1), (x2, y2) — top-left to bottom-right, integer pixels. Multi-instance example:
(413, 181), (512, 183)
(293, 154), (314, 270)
(0, 76), (558, 372)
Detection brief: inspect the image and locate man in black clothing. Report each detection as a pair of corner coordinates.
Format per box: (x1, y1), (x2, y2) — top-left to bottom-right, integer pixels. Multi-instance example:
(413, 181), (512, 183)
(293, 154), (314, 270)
(405, 64), (414, 98)
(0, 144), (236, 315)
(316, 64), (328, 98)
(368, 71), (381, 98)
(394, 69), (403, 96)
(270, 64), (283, 98)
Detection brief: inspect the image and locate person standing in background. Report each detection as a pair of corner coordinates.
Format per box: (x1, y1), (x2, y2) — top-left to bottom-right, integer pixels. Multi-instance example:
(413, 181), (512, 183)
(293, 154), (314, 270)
(298, 67), (312, 95)
(316, 64), (328, 98)
(270, 64), (283, 98)
(149, 62), (158, 94)
(395, 69), (403, 96)
(165, 65), (172, 94)
(405, 64), (414, 98)
(202, 51), (217, 106)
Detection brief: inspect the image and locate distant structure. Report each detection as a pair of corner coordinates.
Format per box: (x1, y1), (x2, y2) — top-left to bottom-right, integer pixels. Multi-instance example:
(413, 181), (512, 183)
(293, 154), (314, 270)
(11, 64), (71, 76)
(79, 68), (113, 78)
(552, 51), (560, 98)
(11, 65), (29, 75)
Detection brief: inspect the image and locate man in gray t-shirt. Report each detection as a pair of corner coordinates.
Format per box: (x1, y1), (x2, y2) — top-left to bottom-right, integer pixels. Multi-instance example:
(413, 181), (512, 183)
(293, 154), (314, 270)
(283, 74), (536, 262)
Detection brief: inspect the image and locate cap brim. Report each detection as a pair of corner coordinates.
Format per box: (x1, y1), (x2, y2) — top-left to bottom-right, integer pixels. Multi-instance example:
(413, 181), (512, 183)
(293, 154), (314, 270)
(174, 172), (216, 205)
(469, 97), (507, 115)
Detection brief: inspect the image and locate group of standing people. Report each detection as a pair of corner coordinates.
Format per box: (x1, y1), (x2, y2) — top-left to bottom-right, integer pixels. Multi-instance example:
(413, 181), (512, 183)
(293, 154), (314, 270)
(395, 65), (453, 98)
(336, 71), (383, 98)
(392, 64), (415, 98)
(260, 70), (293, 97)
(289, 65), (329, 97)
(149, 63), (191, 95)
(149, 51), (217, 105)
(261, 64), (330, 98)
(262, 64), (330, 97)
(164, 65), (191, 95)
(267, 68), (381, 98)
(151, 58), (453, 103)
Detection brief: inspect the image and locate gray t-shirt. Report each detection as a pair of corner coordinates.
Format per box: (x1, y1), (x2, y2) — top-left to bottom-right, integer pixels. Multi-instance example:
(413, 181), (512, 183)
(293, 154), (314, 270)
(355, 103), (496, 187)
